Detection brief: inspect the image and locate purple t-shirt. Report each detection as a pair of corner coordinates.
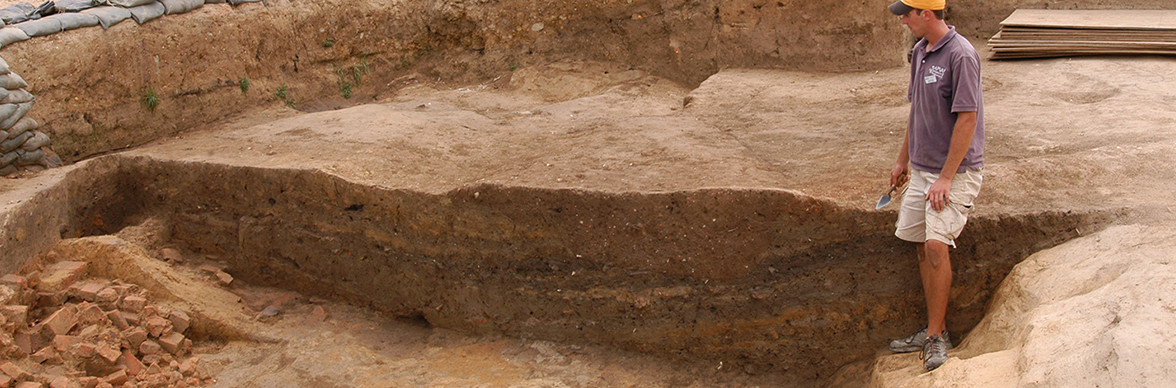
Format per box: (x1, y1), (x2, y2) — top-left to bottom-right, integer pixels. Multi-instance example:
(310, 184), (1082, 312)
(907, 26), (984, 173)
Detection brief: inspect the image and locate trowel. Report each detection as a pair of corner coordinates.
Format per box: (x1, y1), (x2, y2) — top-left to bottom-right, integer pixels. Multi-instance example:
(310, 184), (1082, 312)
(875, 186), (900, 210)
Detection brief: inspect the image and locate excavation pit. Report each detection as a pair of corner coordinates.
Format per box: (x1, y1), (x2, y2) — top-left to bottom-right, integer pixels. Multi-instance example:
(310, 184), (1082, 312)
(1, 153), (1115, 385)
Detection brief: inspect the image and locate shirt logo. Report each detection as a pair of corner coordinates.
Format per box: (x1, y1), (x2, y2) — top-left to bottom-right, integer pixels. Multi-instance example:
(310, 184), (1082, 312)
(925, 65), (946, 84)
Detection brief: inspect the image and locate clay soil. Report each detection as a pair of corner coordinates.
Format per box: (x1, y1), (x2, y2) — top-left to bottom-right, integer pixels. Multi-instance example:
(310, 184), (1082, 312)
(1, 1), (1176, 387)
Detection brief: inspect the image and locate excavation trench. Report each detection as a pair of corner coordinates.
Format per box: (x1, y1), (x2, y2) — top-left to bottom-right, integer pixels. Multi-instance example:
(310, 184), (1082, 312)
(2, 154), (1117, 382)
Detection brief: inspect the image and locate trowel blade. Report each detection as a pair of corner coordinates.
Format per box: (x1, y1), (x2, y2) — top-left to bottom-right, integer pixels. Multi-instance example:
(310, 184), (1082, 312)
(875, 194), (891, 210)
(875, 186), (896, 210)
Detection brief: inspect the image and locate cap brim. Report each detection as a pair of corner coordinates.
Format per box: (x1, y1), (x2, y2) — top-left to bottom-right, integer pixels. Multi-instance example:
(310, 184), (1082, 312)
(888, 1), (914, 15)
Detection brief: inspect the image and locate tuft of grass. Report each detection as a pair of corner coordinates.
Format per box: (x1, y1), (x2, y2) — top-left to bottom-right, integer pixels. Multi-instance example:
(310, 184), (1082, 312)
(335, 58), (371, 99)
(275, 84), (295, 108)
(275, 84), (288, 100)
(323, 40), (334, 48)
(142, 88), (159, 112)
(239, 77), (250, 94)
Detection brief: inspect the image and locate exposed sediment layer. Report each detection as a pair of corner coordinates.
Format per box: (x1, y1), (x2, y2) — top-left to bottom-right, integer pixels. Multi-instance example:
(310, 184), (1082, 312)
(0, 154), (1117, 380)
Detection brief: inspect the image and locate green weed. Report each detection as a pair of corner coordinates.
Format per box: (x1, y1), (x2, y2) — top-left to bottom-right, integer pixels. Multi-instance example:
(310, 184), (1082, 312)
(142, 88), (159, 112)
(239, 77), (250, 94)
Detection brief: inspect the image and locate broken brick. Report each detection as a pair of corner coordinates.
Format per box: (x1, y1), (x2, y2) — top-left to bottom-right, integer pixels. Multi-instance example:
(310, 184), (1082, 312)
(35, 292), (67, 309)
(0, 306), (28, 328)
(0, 360), (33, 381)
(41, 306), (77, 336)
(94, 288), (118, 309)
(32, 346), (63, 365)
(118, 312), (140, 327)
(95, 344), (120, 364)
(37, 261), (88, 293)
(118, 296), (146, 313)
(52, 335), (81, 353)
(144, 316), (171, 338)
(75, 304), (107, 327)
(105, 311), (127, 331)
(48, 376), (80, 388)
(102, 369), (127, 385)
(0, 274), (26, 288)
(13, 332), (40, 355)
(215, 271), (233, 287)
(0, 375), (10, 388)
(138, 340), (161, 355)
(71, 342), (96, 359)
(159, 248), (184, 263)
(119, 350), (145, 376)
(167, 311), (190, 334)
(15, 381), (43, 388)
(0, 285), (16, 306)
(158, 332), (185, 355)
(77, 376), (98, 388)
(69, 281), (108, 303)
(121, 327), (148, 350)
(177, 357), (198, 377)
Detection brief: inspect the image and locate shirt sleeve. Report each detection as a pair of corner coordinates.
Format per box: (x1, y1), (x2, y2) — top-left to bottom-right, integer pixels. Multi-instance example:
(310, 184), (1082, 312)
(950, 51), (982, 113)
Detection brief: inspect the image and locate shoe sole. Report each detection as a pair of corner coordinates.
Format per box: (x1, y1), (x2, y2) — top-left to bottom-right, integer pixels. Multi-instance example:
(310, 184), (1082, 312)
(889, 344), (922, 353)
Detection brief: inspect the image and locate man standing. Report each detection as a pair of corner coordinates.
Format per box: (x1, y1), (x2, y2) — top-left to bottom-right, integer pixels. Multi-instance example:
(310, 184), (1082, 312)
(884, 0), (984, 371)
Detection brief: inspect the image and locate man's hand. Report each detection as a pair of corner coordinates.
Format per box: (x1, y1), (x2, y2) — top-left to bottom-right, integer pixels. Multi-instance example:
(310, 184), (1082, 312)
(890, 164), (909, 189)
(926, 177), (952, 212)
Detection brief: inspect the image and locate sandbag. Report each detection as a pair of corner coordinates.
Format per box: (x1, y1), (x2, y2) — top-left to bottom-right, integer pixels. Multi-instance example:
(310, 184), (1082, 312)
(47, 12), (100, 31)
(0, 101), (32, 129)
(204, 0), (226, 3)
(0, 89), (10, 103)
(21, 131), (48, 151)
(128, 1), (164, 25)
(0, 27), (29, 48)
(160, 0), (201, 15)
(0, 103), (17, 122)
(55, 0), (100, 13)
(0, 131), (30, 152)
(0, 164), (15, 175)
(109, 0), (156, 7)
(0, 89), (32, 104)
(0, 73), (27, 90)
(14, 15), (62, 37)
(0, 151), (17, 167)
(0, 3), (38, 25)
(227, 0), (259, 5)
(81, 6), (131, 29)
(6, 117), (36, 137)
(16, 148), (43, 166)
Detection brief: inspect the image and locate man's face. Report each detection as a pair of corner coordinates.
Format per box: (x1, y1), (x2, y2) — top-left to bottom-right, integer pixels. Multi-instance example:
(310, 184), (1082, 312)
(901, 10), (927, 38)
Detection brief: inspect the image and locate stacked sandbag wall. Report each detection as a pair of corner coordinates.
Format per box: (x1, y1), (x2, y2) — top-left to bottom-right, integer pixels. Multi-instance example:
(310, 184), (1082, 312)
(0, 55), (57, 176)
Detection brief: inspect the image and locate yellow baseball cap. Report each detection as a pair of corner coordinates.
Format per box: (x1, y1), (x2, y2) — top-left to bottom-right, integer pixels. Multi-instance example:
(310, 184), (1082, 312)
(888, 0), (945, 15)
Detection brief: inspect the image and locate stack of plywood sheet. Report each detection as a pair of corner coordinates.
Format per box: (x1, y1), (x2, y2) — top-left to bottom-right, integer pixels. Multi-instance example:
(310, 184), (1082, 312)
(988, 9), (1176, 59)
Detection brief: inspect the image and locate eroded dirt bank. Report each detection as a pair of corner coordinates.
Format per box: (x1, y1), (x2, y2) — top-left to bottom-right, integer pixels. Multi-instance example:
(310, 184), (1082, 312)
(2, 0), (908, 163)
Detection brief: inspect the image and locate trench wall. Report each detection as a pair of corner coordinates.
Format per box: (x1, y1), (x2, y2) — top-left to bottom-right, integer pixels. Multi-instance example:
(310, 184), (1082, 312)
(0, 155), (1120, 381)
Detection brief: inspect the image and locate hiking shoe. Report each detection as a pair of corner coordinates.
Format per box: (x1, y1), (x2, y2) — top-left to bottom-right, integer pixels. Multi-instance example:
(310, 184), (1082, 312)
(888, 328), (952, 353)
(921, 334), (951, 371)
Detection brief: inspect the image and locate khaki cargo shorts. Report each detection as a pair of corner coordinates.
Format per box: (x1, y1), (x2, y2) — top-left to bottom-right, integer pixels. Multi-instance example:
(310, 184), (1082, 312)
(895, 168), (983, 247)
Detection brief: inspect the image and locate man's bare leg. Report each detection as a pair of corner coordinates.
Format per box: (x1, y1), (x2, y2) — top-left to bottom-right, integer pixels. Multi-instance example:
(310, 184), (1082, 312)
(921, 240), (952, 336)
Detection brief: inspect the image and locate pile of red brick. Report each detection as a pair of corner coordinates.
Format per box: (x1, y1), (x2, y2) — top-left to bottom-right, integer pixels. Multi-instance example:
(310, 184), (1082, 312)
(0, 261), (209, 388)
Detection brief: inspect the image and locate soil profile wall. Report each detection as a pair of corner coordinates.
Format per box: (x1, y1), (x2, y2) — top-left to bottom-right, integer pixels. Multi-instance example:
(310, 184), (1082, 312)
(0, 0), (907, 165)
(0, 155), (1119, 381)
